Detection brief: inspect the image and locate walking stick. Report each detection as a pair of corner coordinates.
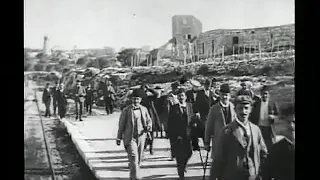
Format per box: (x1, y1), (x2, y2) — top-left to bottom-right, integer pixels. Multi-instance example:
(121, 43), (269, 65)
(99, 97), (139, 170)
(202, 149), (210, 180)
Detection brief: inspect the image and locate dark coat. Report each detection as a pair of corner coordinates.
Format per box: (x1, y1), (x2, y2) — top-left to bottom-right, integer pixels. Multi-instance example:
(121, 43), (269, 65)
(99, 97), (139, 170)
(42, 88), (51, 103)
(141, 88), (161, 132)
(262, 136), (294, 180)
(195, 89), (216, 120)
(56, 89), (67, 106)
(74, 86), (86, 102)
(85, 88), (94, 102)
(186, 90), (197, 104)
(168, 103), (197, 159)
(249, 97), (279, 125)
(211, 121), (268, 180)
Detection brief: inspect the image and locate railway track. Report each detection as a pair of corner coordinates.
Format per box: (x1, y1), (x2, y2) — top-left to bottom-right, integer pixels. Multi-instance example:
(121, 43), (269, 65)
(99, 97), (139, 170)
(24, 82), (97, 180)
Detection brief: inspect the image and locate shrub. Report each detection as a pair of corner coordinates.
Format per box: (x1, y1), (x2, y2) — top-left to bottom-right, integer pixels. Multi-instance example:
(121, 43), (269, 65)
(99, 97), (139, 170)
(76, 57), (90, 66)
(34, 63), (46, 71)
(24, 63), (34, 71)
(45, 64), (55, 72)
(59, 59), (70, 66)
(197, 64), (209, 75)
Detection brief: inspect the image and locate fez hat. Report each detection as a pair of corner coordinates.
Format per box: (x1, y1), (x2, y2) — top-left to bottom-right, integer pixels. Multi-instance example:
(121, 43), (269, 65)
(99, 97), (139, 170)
(234, 95), (253, 105)
(220, 83), (231, 93)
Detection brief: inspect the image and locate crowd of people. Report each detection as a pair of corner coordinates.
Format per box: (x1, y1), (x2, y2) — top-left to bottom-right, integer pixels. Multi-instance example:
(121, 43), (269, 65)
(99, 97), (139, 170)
(41, 77), (294, 180)
(116, 78), (295, 180)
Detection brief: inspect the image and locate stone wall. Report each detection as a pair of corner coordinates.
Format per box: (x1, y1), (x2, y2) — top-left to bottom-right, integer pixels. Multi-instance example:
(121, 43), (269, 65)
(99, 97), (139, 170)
(196, 24), (295, 59)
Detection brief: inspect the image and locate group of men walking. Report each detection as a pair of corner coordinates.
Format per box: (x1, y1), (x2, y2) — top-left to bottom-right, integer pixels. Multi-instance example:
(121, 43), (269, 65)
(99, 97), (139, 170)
(116, 78), (294, 180)
(42, 79), (116, 121)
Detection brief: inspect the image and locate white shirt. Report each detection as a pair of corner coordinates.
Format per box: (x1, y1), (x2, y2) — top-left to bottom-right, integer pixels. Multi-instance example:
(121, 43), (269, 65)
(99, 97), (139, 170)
(235, 118), (251, 137)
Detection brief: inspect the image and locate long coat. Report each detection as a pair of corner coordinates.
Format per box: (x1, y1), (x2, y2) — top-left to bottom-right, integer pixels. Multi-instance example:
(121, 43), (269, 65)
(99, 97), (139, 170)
(249, 97), (279, 125)
(211, 121), (268, 180)
(42, 88), (51, 103)
(56, 89), (67, 106)
(167, 103), (197, 159)
(141, 89), (161, 132)
(195, 89), (216, 120)
(117, 104), (152, 146)
(204, 103), (236, 158)
(261, 136), (294, 180)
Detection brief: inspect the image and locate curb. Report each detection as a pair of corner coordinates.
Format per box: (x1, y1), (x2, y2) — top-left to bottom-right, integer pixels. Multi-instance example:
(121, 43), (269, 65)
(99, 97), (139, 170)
(60, 119), (102, 180)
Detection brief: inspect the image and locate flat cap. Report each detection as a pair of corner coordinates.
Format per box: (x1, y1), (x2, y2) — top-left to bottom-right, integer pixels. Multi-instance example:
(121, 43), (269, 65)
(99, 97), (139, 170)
(235, 95), (253, 105)
(220, 83), (231, 93)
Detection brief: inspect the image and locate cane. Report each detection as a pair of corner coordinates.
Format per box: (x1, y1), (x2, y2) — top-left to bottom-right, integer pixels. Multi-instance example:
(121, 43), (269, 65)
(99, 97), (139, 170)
(202, 150), (209, 180)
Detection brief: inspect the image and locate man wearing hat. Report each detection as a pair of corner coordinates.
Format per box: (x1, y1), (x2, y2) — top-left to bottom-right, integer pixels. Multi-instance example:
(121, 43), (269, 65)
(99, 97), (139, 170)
(51, 81), (59, 116)
(209, 95), (268, 180)
(237, 79), (255, 98)
(167, 88), (198, 180)
(56, 83), (67, 120)
(166, 81), (180, 160)
(116, 88), (152, 180)
(262, 104), (294, 180)
(74, 80), (86, 121)
(249, 85), (279, 151)
(204, 83), (236, 153)
(195, 79), (216, 121)
(42, 83), (52, 118)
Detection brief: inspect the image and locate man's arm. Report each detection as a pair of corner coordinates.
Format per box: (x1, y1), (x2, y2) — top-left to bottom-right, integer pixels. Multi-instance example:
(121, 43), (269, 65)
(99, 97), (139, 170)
(194, 91), (202, 113)
(273, 102), (279, 116)
(117, 108), (127, 140)
(144, 107), (152, 132)
(42, 90), (46, 102)
(258, 127), (268, 165)
(204, 106), (215, 147)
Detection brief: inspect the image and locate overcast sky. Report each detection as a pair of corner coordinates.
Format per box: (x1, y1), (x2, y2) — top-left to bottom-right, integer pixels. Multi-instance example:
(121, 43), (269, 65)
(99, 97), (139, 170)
(24, 0), (294, 51)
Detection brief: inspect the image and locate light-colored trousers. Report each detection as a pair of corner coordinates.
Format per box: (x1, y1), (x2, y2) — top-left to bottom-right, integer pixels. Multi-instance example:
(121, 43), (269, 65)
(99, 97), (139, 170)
(124, 134), (146, 180)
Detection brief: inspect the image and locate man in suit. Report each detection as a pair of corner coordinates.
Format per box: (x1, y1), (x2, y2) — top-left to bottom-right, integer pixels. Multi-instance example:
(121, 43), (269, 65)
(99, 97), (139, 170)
(168, 88), (198, 180)
(186, 80), (202, 151)
(74, 80), (86, 121)
(51, 81), (59, 116)
(42, 83), (52, 118)
(262, 104), (294, 180)
(210, 95), (268, 180)
(195, 79), (216, 121)
(56, 83), (67, 120)
(85, 84), (94, 115)
(237, 80), (255, 98)
(204, 83), (235, 154)
(116, 89), (152, 180)
(249, 85), (279, 150)
(166, 81), (180, 160)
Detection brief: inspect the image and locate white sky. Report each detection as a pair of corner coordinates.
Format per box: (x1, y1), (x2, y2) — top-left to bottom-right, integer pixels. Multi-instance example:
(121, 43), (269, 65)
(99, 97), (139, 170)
(24, 0), (294, 51)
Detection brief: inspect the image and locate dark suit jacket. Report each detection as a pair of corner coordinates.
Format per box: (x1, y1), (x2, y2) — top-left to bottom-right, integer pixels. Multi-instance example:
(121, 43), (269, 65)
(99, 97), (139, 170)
(249, 97), (279, 125)
(211, 121), (268, 180)
(167, 103), (197, 142)
(186, 90), (197, 104)
(56, 89), (67, 106)
(85, 88), (94, 102)
(195, 89), (215, 119)
(74, 86), (86, 102)
(42, 88), (51, 103)
(262, 136), (294, 180)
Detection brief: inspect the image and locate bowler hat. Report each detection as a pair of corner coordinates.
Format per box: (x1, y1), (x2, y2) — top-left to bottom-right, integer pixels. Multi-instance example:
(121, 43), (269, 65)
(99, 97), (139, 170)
(177, 88), (186, 94)
(260, 85), (270, 92)
(131, 89), (145, 98)
(220, 83), (231, 93)
(235, 95), (253, 105)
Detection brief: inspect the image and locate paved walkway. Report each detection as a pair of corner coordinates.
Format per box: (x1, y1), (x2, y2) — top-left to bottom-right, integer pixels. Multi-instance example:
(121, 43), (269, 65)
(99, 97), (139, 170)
(60, 112), (211, 180)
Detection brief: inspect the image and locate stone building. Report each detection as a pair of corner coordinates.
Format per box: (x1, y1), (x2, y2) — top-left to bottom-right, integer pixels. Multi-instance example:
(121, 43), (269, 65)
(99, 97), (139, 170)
(196, 23), (295, 59)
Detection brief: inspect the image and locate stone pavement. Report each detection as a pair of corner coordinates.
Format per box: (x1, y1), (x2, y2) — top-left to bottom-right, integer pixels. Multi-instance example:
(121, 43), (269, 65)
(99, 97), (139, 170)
(61, 113), (212, 180)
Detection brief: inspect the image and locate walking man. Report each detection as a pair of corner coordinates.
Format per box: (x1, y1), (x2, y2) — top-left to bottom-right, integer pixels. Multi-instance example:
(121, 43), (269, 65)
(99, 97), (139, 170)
(101, 80), (115, 115)
(42, 83), (51, 118)
(209, 95), (268, 180)
(85, 84), (94, 115)
(167, 88), (197, 180)
(74, 80), (86, 121)
(204, 83), (235, 153)
(116, 89), (152, 180)
(237, 79), (255, 98)
(262, 104), (295, 180)
(51, 81), (59, 116)
(56, 83), (67, 120)
(249, 85), (279, 150)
